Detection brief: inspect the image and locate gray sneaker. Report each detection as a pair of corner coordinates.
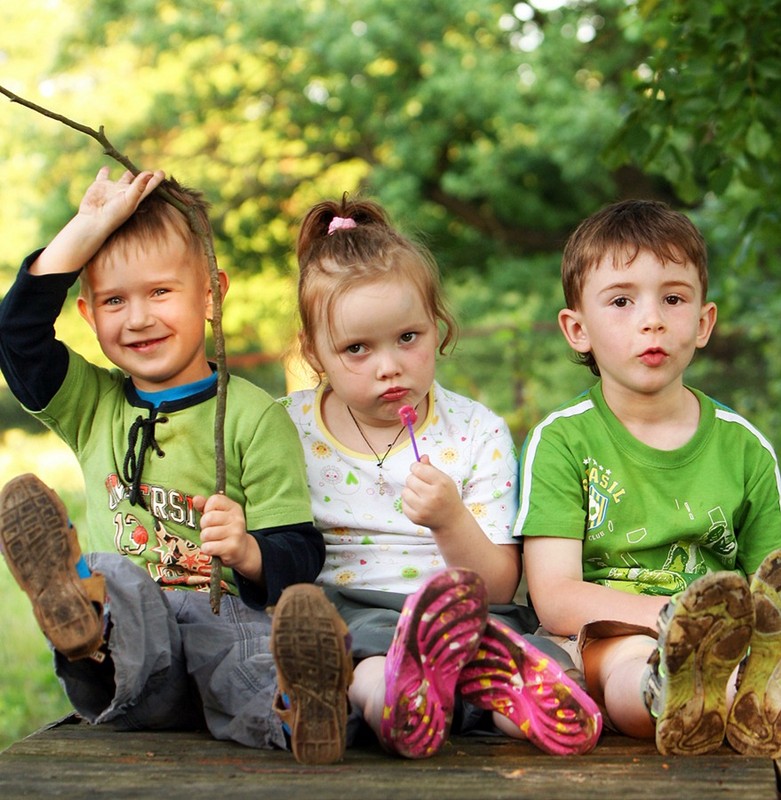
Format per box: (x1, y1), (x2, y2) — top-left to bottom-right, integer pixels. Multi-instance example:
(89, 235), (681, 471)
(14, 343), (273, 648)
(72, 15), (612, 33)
(644, 571), (753, 755)
(0, 473), (105, 660)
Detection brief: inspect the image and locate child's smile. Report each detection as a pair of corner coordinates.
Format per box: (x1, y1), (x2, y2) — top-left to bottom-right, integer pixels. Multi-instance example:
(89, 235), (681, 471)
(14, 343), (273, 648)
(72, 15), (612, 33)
(77, 234), (219, 392)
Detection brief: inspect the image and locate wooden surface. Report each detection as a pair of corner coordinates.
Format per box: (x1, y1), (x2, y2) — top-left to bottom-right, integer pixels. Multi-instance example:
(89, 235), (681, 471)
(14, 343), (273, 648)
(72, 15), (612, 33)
(1, 715), (779, 799)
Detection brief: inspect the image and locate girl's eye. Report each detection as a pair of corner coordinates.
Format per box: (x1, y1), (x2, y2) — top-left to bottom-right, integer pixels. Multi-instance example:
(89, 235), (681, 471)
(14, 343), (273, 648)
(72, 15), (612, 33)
(153, 288), (169, 297)
(345, 344), (364, 355)
(105, 297), (123, 306)
(665, 295), (682, 305)
(612, 297), (629, 308)
(400, 332), (416, 343)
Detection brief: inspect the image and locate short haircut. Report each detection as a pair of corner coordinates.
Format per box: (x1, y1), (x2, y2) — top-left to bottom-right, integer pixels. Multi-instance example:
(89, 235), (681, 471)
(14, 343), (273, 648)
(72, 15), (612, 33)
(561, 199), (708, 374)
(81, 176), (212, 292)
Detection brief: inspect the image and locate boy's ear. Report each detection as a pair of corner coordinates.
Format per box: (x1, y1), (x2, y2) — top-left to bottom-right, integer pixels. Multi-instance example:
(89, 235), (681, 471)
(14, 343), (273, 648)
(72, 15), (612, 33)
(558, 307), (591, 353)
(76, 295), (98, 334)
(696, 301), (718, 349)
(205, 270), (230, 320)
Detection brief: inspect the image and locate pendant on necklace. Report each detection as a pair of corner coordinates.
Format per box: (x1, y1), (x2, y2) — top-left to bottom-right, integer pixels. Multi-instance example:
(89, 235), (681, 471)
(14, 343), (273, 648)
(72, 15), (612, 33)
(346, 406), (406, 498)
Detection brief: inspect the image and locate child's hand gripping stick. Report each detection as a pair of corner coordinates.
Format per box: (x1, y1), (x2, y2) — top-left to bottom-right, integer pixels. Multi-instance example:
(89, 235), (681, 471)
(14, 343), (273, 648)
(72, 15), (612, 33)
(398, 405), (421, 461)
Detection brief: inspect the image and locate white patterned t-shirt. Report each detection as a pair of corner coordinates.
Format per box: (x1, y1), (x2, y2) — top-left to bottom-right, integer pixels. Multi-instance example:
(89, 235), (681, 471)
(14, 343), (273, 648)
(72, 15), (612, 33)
(280, 382), (518, 593)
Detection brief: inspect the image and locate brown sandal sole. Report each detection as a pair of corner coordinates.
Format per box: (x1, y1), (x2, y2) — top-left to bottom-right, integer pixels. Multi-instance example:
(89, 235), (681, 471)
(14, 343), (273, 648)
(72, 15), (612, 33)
(271, 584), (353, 764)
(0, 474), (104, 660)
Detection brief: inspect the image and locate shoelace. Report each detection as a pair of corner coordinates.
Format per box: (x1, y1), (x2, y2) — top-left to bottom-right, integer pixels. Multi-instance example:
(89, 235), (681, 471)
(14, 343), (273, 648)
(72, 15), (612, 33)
(122, 412), (168, 507)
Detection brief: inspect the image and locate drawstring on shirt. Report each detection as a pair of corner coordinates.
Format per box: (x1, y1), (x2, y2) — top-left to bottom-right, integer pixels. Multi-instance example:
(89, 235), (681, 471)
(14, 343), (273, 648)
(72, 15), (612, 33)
(122, 412), (168, 507)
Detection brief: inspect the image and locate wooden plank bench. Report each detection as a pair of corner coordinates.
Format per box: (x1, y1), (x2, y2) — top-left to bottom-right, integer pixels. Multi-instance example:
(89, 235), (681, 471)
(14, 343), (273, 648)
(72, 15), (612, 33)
(1, 715), (779, 799)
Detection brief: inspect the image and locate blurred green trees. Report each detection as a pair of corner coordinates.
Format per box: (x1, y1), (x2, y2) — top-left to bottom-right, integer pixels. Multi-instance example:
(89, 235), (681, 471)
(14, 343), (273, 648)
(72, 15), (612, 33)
(2, 0), (781, 441)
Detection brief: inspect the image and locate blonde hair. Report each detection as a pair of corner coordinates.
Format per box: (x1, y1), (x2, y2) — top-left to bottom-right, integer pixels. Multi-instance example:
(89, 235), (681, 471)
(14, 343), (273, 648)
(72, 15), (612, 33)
(80, 177), (212, 293)
(562, 199), (708, 374)
(296, 197), (457, 372)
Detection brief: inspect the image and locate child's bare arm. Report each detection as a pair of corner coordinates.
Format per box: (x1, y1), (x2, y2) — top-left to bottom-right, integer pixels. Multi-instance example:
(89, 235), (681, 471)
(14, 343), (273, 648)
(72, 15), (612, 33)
(30, 168), (165, 276)
(402, 455), (521, 603)
(524, 536), (667, 634)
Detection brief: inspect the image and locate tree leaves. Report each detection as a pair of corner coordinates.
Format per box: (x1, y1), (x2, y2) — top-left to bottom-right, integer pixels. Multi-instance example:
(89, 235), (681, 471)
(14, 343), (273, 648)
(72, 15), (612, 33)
(4, 0), (781, 442)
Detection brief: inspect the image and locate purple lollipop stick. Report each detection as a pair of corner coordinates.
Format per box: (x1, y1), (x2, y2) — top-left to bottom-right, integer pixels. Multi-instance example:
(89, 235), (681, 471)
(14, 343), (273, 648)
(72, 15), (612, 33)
(398, 405), (421, 461)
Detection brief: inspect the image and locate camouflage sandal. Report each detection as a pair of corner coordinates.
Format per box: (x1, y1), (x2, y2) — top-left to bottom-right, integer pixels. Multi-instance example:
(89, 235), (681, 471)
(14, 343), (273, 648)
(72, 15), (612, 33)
(644, 571), (753, 756)
(726, 549), (781, 756)
(0, 473), (105, 661)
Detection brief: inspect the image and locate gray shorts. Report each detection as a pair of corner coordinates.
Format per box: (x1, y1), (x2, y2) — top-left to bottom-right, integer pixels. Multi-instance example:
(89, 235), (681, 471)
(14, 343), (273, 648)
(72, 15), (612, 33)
(54, 552), (285, 750)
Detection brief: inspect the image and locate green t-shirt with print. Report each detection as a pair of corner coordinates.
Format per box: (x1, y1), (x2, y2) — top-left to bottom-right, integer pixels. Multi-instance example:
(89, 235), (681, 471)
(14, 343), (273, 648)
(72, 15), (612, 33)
(515, 382), (781, 595)
(32, 347), (312, 595)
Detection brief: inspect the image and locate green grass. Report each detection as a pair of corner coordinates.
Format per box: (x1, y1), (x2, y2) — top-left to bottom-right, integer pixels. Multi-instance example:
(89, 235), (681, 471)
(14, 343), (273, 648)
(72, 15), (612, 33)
(0, 430), (87, 752)
(0, 566), (74, 752)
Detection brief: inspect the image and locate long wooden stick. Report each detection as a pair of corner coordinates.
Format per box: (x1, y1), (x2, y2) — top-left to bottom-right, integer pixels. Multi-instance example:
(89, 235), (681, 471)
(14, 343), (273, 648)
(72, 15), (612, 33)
(1, 84), (227, 613)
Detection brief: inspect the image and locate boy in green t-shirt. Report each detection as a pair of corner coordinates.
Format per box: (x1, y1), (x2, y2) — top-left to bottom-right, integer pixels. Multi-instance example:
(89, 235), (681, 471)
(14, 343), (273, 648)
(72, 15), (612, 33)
(516, 199), (781, 756)
(0, 168), (353, 764)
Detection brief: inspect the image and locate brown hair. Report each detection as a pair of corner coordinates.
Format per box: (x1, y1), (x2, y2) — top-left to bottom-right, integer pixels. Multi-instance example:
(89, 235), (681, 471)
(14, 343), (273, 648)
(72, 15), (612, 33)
(81, 177), (212, 290)
(561, 199), (708, 374)
(296, 196), (457, 373)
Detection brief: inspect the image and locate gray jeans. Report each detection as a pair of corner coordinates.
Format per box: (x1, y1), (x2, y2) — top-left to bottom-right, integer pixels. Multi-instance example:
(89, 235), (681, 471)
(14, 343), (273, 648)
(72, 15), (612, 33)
(54, 553), (285, 750)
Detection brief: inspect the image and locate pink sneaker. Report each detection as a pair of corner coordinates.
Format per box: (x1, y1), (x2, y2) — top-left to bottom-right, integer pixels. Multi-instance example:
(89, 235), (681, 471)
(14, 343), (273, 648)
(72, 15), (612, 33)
(381, 568), (488, 759)
(457, 618), (602, 755)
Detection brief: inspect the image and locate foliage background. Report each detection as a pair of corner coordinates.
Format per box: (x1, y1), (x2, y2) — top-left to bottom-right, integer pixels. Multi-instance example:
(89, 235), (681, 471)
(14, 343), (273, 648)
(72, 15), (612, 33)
(1, 0), (781, 749)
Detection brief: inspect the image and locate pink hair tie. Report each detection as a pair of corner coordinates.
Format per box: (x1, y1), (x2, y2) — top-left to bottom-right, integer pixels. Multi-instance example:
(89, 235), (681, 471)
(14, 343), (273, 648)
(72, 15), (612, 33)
(328, 216), (358, 235)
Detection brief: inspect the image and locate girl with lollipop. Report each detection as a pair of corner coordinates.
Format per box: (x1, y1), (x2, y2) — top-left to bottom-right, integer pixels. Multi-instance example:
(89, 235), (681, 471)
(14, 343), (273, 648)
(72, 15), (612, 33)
(275, 197), (601, 763)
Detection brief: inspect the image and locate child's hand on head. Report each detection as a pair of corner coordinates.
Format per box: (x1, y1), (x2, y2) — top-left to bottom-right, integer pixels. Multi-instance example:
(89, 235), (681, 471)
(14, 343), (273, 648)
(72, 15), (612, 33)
(194, 493), (261, 580)
(401, 455), (464, 531)
(29, 167), (167, 277)
(79, 167), (165, 229)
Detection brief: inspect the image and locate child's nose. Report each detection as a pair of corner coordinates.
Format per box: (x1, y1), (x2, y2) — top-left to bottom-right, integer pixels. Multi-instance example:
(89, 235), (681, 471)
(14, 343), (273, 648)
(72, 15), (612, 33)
(126, 301), (153, 328)
(641, 303), (665, 332)
(375, 351), (402, 379)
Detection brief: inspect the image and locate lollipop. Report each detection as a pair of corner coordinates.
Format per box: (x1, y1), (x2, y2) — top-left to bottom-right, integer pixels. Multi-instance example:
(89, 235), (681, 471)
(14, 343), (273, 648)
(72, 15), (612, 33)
(398, 405), (421, 461)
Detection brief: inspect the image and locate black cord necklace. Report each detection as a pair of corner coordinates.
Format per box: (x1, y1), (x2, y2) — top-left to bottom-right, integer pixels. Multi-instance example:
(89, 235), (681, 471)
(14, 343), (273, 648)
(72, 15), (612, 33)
(346, 407), (406, 496)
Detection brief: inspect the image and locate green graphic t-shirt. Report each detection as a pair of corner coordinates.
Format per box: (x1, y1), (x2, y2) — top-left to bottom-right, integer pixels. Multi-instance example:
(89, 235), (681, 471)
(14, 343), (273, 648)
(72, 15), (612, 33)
(515, 382), (781, 595)
(32, 348), (312, 595)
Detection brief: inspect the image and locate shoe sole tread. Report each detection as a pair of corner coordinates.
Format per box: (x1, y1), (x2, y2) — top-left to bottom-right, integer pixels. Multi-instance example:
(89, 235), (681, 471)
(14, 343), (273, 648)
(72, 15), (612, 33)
(0, 474), (102, 659)
(271, 584), (353, 765)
